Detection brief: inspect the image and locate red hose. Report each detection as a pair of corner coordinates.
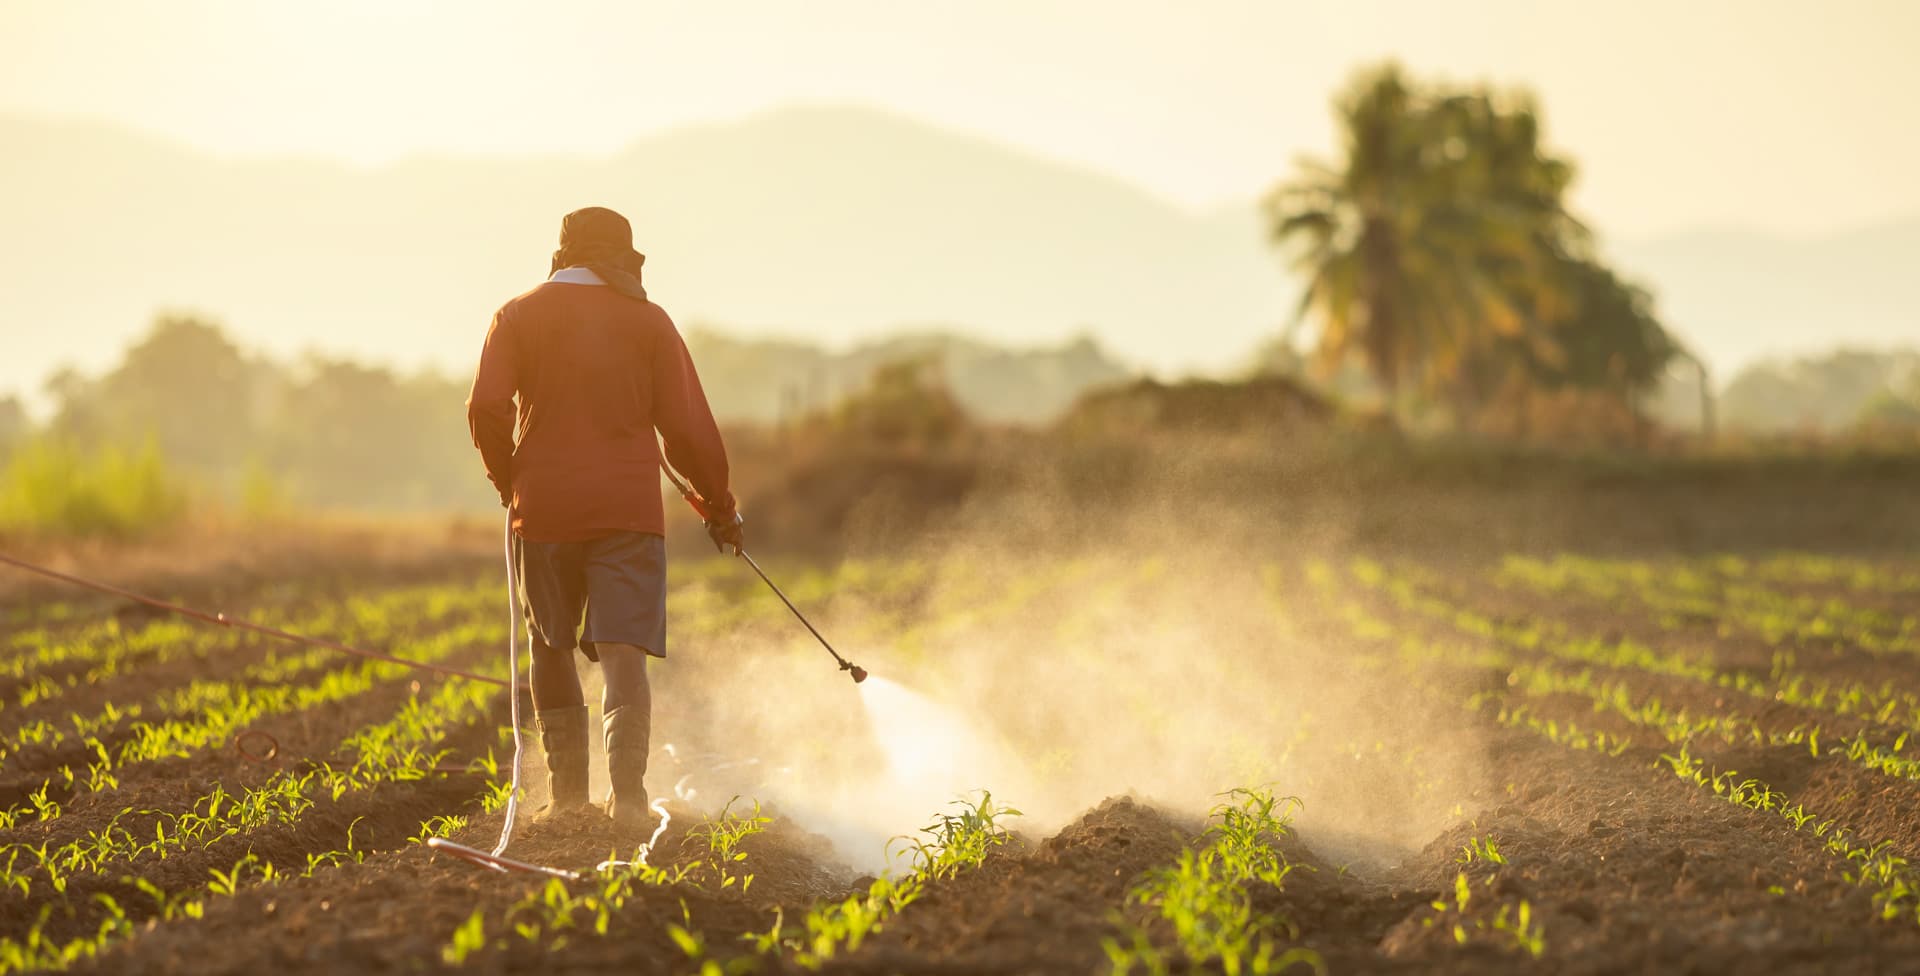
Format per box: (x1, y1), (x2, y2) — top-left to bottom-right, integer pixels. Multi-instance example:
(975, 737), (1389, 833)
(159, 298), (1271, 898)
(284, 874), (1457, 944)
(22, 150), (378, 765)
(0, 551), (509, 688)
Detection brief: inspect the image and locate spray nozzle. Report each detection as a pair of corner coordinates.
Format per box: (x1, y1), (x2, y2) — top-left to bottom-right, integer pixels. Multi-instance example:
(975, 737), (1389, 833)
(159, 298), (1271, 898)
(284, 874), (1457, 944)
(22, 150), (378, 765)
(662, 467), (865, 690)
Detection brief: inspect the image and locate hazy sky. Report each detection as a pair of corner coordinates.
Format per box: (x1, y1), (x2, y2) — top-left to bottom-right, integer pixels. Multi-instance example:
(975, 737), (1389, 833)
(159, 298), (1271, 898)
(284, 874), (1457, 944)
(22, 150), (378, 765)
(4, 0), (1915, 239)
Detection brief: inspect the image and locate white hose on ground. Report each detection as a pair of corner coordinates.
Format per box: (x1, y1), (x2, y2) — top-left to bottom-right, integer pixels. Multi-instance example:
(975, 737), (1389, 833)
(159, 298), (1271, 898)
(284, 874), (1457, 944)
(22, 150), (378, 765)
(490, 515), (524, 858)
(484, 513), (668, 870)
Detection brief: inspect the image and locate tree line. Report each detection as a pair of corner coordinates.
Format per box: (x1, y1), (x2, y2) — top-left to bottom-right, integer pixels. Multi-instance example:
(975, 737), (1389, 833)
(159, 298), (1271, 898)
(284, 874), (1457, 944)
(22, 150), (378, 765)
(4, 63), (1908, 529)
(0, 316), (1138, 516)
(22, 317), (488, 512)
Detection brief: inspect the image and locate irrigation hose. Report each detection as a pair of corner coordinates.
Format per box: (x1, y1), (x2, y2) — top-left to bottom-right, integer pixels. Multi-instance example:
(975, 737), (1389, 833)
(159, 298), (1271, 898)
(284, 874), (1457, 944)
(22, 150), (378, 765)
(0, 542), (600, 876)
(459, 465), (859, 874)
(490, 515), (525, 859)
(1, 535), (690, 878)
(0, 475), (840, 876)
(439, 514), (671, 877)
(230, 727), (482, 774)
(0, 551), (508, 688)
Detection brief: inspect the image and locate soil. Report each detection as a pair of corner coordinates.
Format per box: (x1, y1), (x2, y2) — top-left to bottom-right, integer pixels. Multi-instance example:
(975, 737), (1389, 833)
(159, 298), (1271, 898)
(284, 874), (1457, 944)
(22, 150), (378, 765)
(6, 552), (1920, 974)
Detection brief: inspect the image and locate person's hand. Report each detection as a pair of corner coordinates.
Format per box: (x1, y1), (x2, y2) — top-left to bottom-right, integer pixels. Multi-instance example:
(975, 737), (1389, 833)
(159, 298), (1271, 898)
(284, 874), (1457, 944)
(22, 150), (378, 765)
(706, 510), (745, 554)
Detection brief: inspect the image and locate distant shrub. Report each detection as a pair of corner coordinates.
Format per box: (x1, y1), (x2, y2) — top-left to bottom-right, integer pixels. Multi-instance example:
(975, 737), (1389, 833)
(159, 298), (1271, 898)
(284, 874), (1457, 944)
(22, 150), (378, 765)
(815, 356), (971, 448)
(1856, 390), (1920, 432)
(1058, 375), (1334, 435)
(0, 438), (190, 539)
(238, 457), (294, 523)
(1471, 384), (1653, 449)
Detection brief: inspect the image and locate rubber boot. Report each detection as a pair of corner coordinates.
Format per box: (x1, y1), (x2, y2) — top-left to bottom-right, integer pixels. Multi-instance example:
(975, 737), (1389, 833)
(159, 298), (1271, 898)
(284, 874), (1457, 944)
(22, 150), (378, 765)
(534, 705), (591, 820)
(603, 704), (651, 832)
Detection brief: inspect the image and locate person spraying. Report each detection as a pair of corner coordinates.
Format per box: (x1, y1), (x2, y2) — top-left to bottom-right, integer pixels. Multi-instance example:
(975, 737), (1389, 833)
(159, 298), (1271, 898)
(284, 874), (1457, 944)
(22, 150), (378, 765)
(466, 206), (742, 834)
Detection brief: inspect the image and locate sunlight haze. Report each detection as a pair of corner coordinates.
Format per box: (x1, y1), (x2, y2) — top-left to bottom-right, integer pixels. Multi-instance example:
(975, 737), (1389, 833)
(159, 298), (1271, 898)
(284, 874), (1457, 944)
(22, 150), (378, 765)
(4, 0), (1915, 235)
(1, 0), (1915, 410)
(5, 7), (1920, 970)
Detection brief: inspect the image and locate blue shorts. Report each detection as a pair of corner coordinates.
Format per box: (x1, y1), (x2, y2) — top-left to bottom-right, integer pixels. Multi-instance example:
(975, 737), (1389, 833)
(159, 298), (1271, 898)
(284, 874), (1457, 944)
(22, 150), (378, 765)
(511, 530), (667, 660)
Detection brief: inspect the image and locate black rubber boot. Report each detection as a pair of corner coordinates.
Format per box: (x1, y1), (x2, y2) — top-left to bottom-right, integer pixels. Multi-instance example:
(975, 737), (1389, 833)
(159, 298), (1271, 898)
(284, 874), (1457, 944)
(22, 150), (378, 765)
(534, 705), (591, 819)
(603, 704), (651, 831)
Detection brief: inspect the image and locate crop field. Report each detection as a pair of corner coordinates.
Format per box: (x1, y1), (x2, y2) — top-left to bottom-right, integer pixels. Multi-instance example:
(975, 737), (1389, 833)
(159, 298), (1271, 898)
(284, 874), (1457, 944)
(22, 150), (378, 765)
(4, 545), (1920, 974)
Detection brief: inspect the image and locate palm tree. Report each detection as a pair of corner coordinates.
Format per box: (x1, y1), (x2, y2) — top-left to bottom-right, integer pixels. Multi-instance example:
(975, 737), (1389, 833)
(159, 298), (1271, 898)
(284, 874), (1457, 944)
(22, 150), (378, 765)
(1433, 90), (1589, 416)
(1267, 64), (1584, 418)
(1266, 65), (1432, 404)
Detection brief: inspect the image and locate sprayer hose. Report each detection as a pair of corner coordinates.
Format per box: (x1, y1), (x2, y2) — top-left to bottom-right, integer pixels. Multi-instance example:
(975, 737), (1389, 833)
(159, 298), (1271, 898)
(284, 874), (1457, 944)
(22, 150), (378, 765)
(0, 551), (507, 688)
(490, 515), (525, 858)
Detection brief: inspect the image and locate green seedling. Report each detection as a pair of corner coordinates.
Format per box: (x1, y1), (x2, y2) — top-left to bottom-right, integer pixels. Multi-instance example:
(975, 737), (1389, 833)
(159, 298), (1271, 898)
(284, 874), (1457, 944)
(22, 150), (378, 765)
(1458, 836), (1507, 865)
(1105, 787), (1322, 976)
(891, 790), (1022, 881)
(691, 797), (772, 891)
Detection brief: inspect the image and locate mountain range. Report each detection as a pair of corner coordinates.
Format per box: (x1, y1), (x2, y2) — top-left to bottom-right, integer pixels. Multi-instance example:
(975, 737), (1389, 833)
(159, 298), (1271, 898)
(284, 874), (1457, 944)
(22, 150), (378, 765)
(0, 104), (1913, 408)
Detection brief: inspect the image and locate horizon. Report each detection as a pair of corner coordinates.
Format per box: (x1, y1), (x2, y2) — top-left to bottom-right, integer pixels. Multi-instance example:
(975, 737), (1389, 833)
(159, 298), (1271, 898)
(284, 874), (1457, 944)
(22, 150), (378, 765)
(3, 98), (1918, 416)
(14, 100), (1920, 247)
(5, 1), (1917, 239)
(3, 1), (1916, 415)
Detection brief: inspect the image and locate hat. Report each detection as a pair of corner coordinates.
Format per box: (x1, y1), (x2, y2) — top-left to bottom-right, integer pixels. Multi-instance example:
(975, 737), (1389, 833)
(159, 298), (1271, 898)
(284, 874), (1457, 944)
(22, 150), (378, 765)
(558, 206), (635, 253)
(551, 207), (648, 300)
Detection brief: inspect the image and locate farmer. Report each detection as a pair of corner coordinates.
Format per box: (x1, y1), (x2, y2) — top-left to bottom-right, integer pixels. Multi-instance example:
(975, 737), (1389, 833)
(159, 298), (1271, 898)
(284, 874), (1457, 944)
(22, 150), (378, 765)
(467, 206), (742, 832)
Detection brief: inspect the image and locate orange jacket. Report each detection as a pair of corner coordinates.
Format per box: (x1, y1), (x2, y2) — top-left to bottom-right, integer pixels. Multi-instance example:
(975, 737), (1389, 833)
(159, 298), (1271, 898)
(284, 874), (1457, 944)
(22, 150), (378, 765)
(467, 280), (734, 542)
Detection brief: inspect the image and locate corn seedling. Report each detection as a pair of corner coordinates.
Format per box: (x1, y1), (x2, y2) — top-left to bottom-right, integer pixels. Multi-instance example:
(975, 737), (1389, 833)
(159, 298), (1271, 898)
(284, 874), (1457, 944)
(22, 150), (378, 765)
(1105, 787), (1323, 976)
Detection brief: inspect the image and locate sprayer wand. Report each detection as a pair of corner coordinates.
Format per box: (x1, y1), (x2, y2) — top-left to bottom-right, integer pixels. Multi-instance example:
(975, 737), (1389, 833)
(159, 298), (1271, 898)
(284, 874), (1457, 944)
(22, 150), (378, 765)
(660, 463), (867, 684)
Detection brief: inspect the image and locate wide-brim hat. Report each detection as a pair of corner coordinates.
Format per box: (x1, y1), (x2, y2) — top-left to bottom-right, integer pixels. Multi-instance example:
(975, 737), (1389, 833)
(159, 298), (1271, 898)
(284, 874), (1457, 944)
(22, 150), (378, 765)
(555, 206), (645, 272)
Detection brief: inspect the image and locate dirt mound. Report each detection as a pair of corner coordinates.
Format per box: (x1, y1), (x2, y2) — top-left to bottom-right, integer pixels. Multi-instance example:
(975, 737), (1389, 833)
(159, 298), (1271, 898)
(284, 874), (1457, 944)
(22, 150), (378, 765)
(822, 795), (1193, 975)
(74, 798), (854, 976)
